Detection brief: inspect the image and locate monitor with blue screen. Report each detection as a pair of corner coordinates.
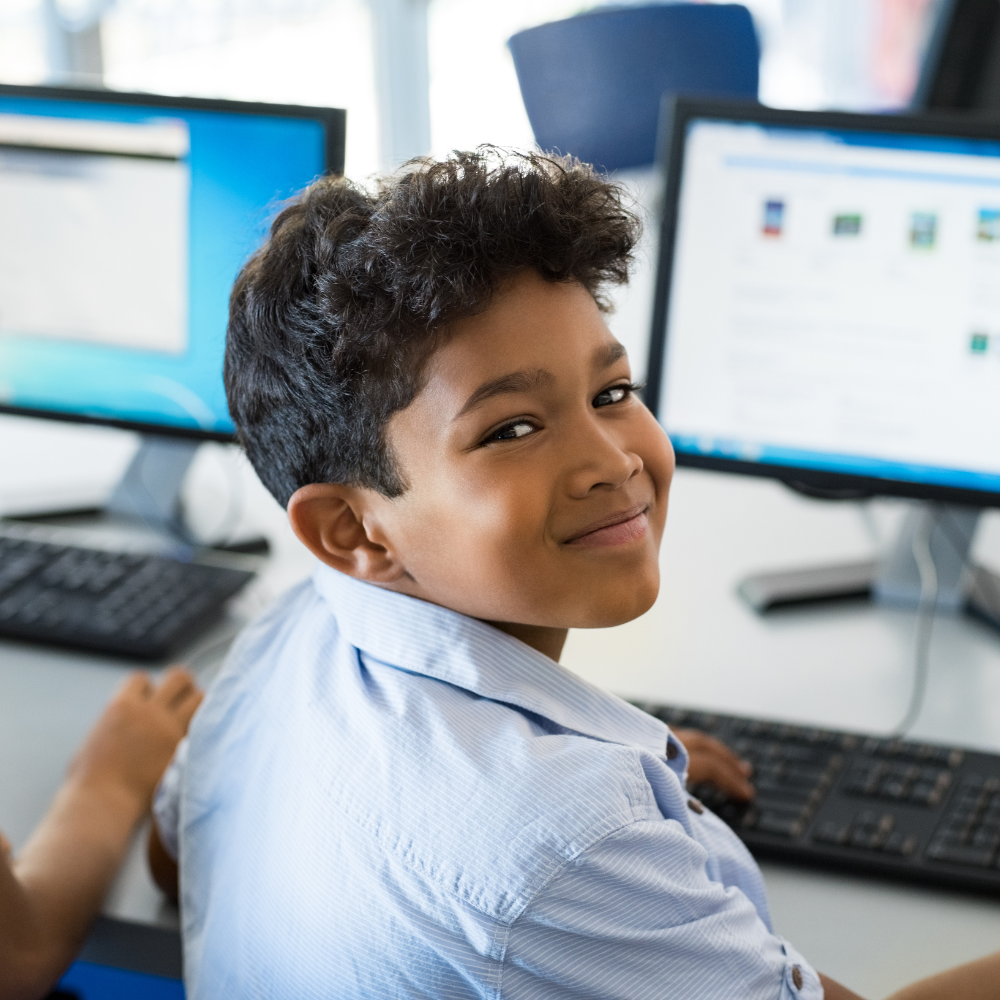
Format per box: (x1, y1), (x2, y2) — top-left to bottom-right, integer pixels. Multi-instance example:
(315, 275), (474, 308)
(0, 84), (345, 442)
(647, 97), (1000, 509)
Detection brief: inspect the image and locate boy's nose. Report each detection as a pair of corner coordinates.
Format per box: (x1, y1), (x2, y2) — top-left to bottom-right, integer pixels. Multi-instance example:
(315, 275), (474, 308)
(563, 421), (644, 498)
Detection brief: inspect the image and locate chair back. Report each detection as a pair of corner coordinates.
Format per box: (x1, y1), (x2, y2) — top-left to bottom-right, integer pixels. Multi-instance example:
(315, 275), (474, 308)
(508, 3), (759, 172)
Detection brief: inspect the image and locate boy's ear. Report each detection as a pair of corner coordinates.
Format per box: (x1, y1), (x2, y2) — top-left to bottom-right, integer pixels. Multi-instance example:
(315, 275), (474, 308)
(287, 483), (406, 583)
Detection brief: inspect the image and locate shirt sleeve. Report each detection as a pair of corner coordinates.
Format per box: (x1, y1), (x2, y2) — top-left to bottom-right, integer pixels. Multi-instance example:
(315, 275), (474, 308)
(151, 736), (188, 863)
(501, 818), (822, 1000)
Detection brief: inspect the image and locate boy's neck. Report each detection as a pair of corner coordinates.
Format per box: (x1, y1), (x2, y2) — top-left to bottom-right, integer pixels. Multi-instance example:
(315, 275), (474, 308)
(486, 622), (568, 662)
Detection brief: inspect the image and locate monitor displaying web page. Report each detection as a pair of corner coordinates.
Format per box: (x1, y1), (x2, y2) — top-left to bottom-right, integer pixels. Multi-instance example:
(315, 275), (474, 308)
(649, 101), (1000, 503)
(0, 87), (344, 440)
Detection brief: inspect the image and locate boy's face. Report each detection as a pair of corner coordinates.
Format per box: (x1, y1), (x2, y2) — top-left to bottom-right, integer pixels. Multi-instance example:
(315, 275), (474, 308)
(361, 269), (675, 631)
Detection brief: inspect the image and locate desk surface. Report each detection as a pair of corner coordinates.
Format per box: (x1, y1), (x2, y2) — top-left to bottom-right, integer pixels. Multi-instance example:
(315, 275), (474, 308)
(3, 417), (1000, 998)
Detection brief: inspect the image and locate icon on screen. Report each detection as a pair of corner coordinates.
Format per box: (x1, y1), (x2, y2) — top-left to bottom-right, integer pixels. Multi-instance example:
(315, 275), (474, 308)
(977, 208), (1000, 242)
(833, 213), (862, 236)
(910, 212), (937, 249)
(970, 332), (990, 354)
(762, 199), (785, 237)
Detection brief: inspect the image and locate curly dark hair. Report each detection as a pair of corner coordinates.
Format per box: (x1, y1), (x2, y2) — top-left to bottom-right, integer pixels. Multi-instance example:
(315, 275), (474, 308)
(224, 147), (641, 507)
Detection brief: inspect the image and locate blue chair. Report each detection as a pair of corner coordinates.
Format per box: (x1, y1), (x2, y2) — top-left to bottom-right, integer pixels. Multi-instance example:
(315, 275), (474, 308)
(508, 3), (759, 172)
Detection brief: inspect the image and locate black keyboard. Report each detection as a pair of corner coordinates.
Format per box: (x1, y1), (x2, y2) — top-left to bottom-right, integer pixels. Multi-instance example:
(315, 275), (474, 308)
(0, 534), (254, 660)
(633, 701), (1000, 895)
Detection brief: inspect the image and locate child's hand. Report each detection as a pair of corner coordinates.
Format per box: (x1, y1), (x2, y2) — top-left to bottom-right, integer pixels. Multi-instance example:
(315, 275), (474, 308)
(66, 667), (203, 819)
(673, 728), (755, 802)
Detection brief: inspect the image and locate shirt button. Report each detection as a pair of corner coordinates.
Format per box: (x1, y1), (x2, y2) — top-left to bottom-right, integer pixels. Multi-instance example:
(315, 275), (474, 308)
(687, 798), (704, 814)
(792, 965), (803, 990)
(666, 742), (679, 760)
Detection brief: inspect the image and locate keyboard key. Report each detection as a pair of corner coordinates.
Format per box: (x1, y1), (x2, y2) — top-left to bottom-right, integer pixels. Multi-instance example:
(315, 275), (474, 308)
(813, 821), (848, 845)
(850, 828), (876, 849)
(754, 812), (803, 837)
(928, 843), (996, 867)
(972, 829), (1000, 851)
(882, 831), (907, 855)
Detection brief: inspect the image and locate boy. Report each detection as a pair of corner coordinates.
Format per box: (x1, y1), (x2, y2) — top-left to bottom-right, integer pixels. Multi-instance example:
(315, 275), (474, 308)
(1, 666), (200, 1000)
(152, 150), (1000, 999)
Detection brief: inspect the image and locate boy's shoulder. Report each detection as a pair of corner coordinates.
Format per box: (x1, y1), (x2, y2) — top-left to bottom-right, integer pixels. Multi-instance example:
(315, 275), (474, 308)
(350, 677), (673, 922)
(187, 570), (684, 924)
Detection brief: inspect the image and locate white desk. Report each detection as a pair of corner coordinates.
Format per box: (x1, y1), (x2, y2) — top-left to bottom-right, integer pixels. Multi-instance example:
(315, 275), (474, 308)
(3, 417), (1000, 998)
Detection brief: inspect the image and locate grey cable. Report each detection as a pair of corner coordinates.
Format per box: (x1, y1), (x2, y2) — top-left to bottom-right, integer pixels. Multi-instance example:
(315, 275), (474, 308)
(891, 508), (939, 737)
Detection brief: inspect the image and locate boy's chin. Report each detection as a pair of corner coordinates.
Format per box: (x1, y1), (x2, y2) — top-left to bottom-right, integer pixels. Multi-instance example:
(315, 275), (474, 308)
(564, 573), (660, 630)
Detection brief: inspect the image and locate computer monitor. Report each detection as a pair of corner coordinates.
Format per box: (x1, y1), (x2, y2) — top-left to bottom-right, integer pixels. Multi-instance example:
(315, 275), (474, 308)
(0, 84), (344, 441)
(647, 97), (1000, 619)
(0, 85), (344, 533)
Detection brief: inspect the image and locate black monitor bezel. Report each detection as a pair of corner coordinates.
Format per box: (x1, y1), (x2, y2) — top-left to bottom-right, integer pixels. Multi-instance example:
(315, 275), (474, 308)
(646, 95), (1000, 509)
(0, 83), (346, 443)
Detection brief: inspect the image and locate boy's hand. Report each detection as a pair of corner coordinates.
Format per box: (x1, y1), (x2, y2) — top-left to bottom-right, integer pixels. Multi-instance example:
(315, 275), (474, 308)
(673, 728), (755, 802)
(66, 667), (203, 819)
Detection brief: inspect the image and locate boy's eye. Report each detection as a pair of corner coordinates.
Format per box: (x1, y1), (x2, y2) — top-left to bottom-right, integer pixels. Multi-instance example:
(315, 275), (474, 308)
(593, 382), (639, 408)
(489, 420), (537, 442)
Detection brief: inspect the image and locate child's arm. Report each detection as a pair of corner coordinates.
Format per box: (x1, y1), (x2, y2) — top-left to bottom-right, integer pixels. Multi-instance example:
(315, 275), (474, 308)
(817, 952), (1000, 1000)
(0, 668), (201, 1000)
(883, 951), (1000, 1000)
(818, 954), (1000, 1000)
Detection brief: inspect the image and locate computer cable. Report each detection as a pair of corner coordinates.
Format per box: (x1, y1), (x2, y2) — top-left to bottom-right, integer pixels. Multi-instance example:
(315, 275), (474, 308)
(891, 508), (939, 737)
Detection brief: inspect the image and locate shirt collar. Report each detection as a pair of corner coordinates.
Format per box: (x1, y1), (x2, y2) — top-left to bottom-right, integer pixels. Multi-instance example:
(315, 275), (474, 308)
(312, 564), (672, 759)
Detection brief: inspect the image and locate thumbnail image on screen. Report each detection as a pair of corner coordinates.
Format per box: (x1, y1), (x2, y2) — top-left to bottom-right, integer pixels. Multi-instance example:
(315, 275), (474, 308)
(660, 117), (1000, 496)
(0, 92), (332, 437)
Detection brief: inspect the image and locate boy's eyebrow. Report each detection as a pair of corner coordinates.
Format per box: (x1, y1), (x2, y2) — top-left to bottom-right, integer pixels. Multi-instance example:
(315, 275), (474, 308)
(594, 341), (627, 369)
(456, 368), (556, 417)
(455, 343), (626, 419)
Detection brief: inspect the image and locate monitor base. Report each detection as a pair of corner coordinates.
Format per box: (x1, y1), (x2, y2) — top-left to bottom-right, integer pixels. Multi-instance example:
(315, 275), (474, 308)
(738, 503), (1000, 633)
(106, 435), (200, 533)
(5, 435), (270, 556)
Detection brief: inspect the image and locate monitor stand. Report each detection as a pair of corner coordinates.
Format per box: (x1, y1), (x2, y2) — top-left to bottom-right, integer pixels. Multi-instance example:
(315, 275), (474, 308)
(6, 434), (269, 554)
(105, 435), (200, 535)
(738, 502), (1000, 633)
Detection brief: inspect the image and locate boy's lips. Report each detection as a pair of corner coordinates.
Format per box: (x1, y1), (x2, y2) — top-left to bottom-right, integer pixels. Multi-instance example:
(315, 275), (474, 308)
(564, 503), (650, 548)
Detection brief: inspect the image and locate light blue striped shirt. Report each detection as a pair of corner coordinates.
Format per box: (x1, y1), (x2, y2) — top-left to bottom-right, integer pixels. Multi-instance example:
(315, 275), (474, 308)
(155, 564), (822, 999)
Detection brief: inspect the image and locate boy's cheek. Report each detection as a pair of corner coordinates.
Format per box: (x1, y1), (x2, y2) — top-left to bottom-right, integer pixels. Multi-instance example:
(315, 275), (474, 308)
(639, 416), (676, 502)
(394, 487), (541, 584)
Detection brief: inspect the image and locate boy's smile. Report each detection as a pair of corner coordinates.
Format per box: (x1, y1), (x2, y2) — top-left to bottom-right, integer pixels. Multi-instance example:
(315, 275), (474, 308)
(563, 501), (649, 548)
(288, 269), (675, 660)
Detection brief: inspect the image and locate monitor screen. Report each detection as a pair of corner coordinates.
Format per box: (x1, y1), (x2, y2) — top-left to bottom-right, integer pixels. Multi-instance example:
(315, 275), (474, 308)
(0, 87), (344, 440)
(649, 100), (1000, 505)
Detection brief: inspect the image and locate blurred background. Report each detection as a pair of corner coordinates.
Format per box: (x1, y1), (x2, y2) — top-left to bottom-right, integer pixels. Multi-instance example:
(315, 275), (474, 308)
(0, 0), (947, 182)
